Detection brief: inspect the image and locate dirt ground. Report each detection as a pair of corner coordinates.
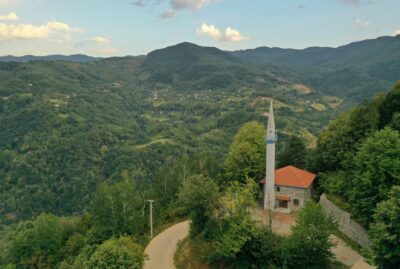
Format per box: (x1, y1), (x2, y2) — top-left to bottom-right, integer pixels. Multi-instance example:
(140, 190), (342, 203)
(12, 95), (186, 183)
(251, 208), (296, 235)
(251, 208), (375, 269)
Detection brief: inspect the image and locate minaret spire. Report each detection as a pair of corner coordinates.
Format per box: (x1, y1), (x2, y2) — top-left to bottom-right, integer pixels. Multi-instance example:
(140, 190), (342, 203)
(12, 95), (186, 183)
(264, 100), (276, 210)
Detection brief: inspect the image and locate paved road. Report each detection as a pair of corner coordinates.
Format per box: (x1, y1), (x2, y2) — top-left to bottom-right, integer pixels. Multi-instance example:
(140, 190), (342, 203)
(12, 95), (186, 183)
(144, 220), (190, 269)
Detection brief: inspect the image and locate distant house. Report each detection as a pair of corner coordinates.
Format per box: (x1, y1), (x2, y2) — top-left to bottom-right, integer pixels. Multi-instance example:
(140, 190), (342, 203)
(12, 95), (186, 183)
(262, 101), (316, 211)
(260, 165), (316, 210)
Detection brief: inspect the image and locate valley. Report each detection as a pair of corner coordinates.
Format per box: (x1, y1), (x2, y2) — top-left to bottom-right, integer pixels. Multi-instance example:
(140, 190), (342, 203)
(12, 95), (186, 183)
(0, 36), (399, 269)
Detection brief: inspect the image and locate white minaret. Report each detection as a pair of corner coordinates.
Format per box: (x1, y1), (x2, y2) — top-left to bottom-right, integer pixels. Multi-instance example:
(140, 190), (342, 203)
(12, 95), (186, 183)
(264, 100), (276, 210)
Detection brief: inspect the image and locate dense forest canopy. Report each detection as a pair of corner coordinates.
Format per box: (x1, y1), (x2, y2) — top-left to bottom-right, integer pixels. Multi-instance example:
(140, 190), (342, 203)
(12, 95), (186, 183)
(233, 35), (400, 101)
(0, 42), (348, 226)
(316, 82), (400, 268)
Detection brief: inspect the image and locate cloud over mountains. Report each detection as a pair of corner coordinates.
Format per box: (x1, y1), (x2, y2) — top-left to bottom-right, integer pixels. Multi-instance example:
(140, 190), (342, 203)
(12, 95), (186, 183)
(0, 15), (82, 41)
(197, 22), (248, 42)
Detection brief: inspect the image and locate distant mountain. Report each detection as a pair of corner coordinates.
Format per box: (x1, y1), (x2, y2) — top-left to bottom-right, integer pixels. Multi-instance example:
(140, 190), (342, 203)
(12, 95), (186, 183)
(233, 36), (400, 100)
(0, 54), (100, 63)
(137, 42), (278, 89)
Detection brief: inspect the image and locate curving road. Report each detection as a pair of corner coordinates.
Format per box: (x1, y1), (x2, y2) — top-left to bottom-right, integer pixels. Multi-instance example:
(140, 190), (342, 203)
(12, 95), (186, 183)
(144, 220), (190, 269)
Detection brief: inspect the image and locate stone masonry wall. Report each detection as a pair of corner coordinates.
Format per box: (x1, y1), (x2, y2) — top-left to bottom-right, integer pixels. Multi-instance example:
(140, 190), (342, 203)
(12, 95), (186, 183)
(320, 193), (371, 248)
(276, 186), (310, 209)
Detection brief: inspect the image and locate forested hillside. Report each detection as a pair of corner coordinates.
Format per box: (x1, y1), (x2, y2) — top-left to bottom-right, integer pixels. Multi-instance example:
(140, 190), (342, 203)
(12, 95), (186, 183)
(172, 82), (400, 269)
(0, 43), (341, 227)
(315, 82), (400, 268)
(233, 35), (400, 100)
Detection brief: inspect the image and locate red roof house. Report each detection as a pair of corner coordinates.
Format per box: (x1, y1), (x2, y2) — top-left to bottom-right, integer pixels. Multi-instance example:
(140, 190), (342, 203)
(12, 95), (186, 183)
(260, 166), (317, 209)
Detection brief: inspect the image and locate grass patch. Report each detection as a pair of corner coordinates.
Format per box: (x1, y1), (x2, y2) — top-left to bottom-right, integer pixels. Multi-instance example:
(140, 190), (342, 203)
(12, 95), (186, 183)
(311, 102), (327, 111)
(292, 83), (312, 94)
(325, 193), (354, 213)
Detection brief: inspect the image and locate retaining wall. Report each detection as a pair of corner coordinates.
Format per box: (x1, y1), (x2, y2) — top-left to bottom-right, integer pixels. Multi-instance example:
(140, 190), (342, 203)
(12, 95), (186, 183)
(320, 193), (371, 248)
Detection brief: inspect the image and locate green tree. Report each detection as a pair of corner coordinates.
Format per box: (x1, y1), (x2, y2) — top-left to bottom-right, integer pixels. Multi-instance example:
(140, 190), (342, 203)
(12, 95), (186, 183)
(283, 201), (335, 269)
(178, 174), (219, 236)
(209, 215), (256, 264)
(315, 98), (380, 172)
(351, 128), (400, 225)
(90, 170), (145, 237)
(379, 82), (400, 128)
(220, 178), (259, 216)
(207, 179), (273, 267)
(370, 186), (400, 269)
(278, 135), (306, 168)
(5, 213), (62, 269)
(224, 121), (265, 183)
(87, 237), (144, 269)
(238, 226), (282, 268)
(320, 171), (353, 199)
(389, 113), (400, 131)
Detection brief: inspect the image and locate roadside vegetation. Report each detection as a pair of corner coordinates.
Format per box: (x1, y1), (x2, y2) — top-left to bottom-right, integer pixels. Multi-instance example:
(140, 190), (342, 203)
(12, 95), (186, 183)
(316, 82), (400, 268)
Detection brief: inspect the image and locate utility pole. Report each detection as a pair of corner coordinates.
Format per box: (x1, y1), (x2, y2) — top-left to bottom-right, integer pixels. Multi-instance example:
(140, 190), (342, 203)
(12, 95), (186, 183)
(147, 200), (155, 238)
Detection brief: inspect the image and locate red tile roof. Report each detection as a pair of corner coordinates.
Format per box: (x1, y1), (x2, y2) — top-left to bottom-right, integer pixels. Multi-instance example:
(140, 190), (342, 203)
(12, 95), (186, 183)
(260, 165), (316, 189)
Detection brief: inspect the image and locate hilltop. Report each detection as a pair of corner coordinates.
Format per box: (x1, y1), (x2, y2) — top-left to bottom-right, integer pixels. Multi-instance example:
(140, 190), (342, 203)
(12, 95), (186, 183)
(233, 35), (400, 100)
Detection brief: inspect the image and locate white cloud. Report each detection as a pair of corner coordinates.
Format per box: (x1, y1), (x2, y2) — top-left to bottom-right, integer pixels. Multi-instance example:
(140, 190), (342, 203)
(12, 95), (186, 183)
(197, 22), (221, 40)
(0, 12), (18, 21)
(197, 22), (248, 42)
(393, 29), (400, 36)
(224, 27), (247, 42)
(356, 18), (370, 28)
(0, 20), (82, 41)
(94, 47), (119, 56)
(90, 36), (110, 43)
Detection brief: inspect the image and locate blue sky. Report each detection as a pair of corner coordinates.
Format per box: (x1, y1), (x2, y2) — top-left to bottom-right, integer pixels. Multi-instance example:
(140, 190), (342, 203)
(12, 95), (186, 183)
(0, 0), (399, 56)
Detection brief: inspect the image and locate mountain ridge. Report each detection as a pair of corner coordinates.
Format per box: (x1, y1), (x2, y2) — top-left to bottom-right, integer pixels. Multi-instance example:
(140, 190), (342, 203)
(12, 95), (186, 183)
(2, 36), (399, 101)
(232, 35), (400, 100)
(0, 54), (101, 63)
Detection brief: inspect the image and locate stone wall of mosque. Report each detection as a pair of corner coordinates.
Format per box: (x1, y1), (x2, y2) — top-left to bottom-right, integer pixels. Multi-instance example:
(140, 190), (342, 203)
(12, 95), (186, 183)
(320, 193), (371, 248)
(275, 185), (312, 209)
